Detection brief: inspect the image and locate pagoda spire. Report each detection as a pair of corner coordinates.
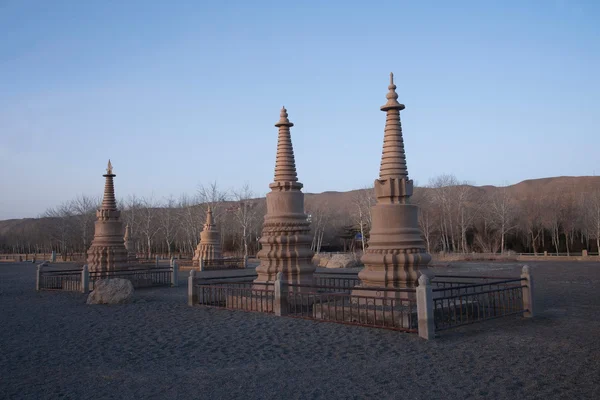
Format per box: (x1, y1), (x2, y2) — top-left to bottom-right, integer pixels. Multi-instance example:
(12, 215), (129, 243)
(204, 206), (215, 229)
(272, 106), (301, 187)
(379, 73), (409, 180)
(101, 159), (117, 210)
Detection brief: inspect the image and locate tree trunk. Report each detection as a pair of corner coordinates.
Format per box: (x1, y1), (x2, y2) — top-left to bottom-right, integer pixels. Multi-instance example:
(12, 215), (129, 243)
(500, 222), (505, 255)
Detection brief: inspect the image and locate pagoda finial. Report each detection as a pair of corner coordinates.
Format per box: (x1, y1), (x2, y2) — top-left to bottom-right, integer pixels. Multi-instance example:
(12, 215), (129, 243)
(272, 107), (300, 186)
(205, 206), (214, 228)
(106, 159), (113, 175)
(275, 106), (293, 127)
(378, 73), (409, 180)
(381, 72), (404, 111)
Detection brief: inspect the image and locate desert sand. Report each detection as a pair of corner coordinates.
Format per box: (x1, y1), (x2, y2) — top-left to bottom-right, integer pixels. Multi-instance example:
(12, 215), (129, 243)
(1, 261), (598, 399)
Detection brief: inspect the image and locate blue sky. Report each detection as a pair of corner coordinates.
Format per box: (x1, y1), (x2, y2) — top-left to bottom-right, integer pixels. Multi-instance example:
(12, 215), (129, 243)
(1, 0), (599, 219)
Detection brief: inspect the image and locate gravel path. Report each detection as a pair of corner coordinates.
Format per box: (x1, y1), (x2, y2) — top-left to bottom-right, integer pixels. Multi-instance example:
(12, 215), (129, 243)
(1, 262), (599, 399)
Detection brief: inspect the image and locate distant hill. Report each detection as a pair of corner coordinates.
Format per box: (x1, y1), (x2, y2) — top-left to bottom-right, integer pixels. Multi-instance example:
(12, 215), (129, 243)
(302, 175), (600, 213)
(3, 176), (600, 230)
(2, 175), (600, 255)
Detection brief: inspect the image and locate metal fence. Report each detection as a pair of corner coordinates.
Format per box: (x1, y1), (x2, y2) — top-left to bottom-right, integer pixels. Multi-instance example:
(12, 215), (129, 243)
(431, 275), (527, 331)
(38, 268), (83, 291)
(188, 266), (534, 339)
(89, 268), (173, 290)
(37, 263), (177, 293)
(202, 258), (247, 270)
(195, 282), (275, 313)
(313, 274), (361, 289)
(285, 284), (417, 332)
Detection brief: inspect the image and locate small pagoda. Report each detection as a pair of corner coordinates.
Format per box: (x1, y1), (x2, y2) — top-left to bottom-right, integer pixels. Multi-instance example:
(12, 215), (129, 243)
(192, 206), (223, 268)
(254, 107), (315, 285)
(87, 160), (129, 275)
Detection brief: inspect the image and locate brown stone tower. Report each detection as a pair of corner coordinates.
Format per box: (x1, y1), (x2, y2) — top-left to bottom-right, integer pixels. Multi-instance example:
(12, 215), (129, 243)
(254, 107), (315, 285)
(87, 160), (129, 275)
(192, 206), (222, 267)
(123, 224), (137, 261)
(358, 74), (431, 291)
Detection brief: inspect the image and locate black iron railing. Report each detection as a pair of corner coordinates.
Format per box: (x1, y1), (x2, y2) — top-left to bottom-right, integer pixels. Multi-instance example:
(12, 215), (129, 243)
(285, 284), (417, 332)
(39, 269), (82, 291)
(431, 276), (527, 331)
(312, 275), (361, 290)
(195, 282), (275, 313)
(202, 258), (246, 270)
(89, 268), (173, 290)
(189, 270), (533, 338)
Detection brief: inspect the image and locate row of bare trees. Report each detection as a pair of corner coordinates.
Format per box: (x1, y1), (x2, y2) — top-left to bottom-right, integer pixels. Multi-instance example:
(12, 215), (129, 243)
(0, 183), (265, 259)
(118, 183), (265, 259)
(323, 174), (600, 256)
(418, 175), (598, 255)
(2, 175), (600, 257)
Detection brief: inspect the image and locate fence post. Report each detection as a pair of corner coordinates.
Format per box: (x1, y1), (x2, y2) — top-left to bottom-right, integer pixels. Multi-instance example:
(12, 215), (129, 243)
(188, 270), (197, 306)
(273, 272), (288, 316)
(243, 255), (248, 268)
(521, 265), (534, 318)
(171, 260), (179, 287)
(155, 255), (159, 268)
(36, 264), (43, 291)
(416, 274), (435, 340)
(81, 264), (89, 294)
(199, 258), (204, 271)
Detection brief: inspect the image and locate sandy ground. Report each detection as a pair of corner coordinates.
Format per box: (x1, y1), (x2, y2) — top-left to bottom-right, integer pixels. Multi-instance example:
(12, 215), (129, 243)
(1, 261), (599, 400)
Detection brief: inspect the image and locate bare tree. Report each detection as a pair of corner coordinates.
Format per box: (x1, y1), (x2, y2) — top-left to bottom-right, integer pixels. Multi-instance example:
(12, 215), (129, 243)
(489, 186), (517, 254)
(590, 190), (600, 253)
(71, 194), (100, 252)
(43, 201), (76, 259)
(177, 193), (203, 256)
(429, 174), (459, 252)
(472, 205), (501, 254)
(542, 193), (563, 255)
(560, 192), (579, 256)
(232, 184), (259, 258)
(412, 186), (436, 253)
(138, 196), (161, 259)
(197, 181), (229, 220)
(352, 187), (375, 252)
(519, 193), (543, 255)
(159, 195), (179, 258)
(453, 184), (483, 253)
(306, 201), (330, 254)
